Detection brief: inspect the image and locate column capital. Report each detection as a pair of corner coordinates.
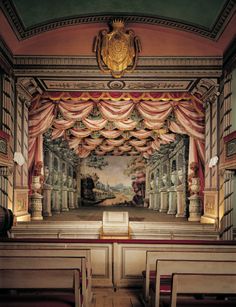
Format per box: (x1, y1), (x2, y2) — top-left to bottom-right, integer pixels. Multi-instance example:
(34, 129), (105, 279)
(16, 77), (43, 108)
(191, 78), (220, 107)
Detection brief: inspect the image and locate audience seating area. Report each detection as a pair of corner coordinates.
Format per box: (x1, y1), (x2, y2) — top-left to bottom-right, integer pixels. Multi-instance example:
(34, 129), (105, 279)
(143, 250), (236, 304)
(170, 273), (236, 307)
(0, 248), (92, 307)
(0, 238), (236, 306)
(151, 259), (236, 307)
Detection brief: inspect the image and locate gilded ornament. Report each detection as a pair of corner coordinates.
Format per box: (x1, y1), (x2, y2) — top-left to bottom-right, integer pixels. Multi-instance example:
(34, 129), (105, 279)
(94, 19), (141, 78)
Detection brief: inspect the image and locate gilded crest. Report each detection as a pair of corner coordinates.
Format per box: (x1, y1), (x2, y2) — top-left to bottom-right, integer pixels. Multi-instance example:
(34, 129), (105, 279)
(94, 20), (141, 78)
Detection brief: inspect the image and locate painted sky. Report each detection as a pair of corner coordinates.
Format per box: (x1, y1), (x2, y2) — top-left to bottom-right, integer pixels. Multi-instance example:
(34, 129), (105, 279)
(81, 156), (132, 187)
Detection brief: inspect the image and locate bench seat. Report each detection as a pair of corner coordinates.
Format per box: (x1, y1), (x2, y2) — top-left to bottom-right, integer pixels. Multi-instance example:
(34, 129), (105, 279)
(161, 296), (236, 307)
(0, 293), (75, 307)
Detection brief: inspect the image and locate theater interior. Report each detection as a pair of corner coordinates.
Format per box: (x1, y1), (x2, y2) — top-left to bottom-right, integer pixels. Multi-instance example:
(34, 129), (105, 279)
(0, 0), (236, 306)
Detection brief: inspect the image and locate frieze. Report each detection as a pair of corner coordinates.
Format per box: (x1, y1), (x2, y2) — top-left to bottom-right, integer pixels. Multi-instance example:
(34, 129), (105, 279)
(40, 78), (194, 92)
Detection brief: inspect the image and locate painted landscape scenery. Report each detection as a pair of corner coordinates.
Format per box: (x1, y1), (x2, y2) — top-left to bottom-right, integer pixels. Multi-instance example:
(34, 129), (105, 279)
(80, 156), (146, 207)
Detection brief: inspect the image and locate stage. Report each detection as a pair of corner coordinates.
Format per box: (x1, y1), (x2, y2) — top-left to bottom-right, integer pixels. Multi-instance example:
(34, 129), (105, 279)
(10, 206), (219, 240)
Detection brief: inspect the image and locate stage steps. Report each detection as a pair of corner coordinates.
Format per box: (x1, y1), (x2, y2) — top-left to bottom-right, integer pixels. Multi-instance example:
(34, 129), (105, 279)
(9, 220), (218, 240)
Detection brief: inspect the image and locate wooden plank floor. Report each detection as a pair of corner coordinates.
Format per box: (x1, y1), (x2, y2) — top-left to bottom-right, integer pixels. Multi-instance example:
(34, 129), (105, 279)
(91, 288), (144, 307)
(44, 206), (188, 223)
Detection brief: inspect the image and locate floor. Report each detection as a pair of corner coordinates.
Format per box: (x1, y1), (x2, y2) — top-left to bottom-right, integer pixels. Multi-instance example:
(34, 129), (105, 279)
(44, 206), (189, 223)
(91, 289), (236, 307)
(91, 288), (144, 307)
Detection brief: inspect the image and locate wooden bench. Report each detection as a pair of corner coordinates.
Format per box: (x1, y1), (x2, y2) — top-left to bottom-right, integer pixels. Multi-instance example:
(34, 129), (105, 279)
(144, 250), (236, 302)
(0, 255), (81, 307)
(170, 273), (236, 307)
(0, 248), (92, 307)
(152, 260), (236, 307)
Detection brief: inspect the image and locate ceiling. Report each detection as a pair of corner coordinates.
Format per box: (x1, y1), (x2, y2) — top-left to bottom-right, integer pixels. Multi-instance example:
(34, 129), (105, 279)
(2, 0), (234, 40)
(11, 0), (227, 28)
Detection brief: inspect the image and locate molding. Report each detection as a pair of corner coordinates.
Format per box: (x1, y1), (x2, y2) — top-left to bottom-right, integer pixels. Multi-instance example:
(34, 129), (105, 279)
(38, 78), (195, 92)
(1, 0), (235, 41)
(12, 56), (222, 92)
(12, 56), (223, 87)
(13, 55), (223, 67)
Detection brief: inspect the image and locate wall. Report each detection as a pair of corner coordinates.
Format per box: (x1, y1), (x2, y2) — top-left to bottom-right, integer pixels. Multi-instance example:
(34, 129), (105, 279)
(13, 93), (30, 221)
(231, 68), (236, 234)
(0, 73), (14, 211)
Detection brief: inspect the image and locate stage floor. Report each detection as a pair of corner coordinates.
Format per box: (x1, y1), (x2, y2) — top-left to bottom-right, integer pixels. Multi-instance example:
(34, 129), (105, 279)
(12, 206), (218, 240)
(43, 206), (189, 223)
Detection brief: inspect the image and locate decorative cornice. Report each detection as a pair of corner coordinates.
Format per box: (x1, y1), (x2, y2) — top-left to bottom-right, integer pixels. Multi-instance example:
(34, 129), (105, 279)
(11, 56), (223, 92)
(13, 56), (223, 79)
(13, 55), (223, 67)
(1, 0), (235, 41)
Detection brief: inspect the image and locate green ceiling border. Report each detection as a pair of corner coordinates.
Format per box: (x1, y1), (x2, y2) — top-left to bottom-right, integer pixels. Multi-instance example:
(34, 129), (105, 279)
(1, 0), (235, 41)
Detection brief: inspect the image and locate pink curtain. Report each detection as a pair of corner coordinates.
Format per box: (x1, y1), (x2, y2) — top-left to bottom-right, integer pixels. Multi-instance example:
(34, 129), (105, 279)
(29, 91), (205, 193)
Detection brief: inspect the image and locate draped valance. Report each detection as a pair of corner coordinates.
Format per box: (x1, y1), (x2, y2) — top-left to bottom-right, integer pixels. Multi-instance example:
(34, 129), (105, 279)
(29, 91), (205, 193)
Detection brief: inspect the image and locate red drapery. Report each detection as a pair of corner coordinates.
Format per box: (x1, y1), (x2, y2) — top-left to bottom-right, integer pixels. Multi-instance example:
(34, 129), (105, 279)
(28, 91), (205, 195)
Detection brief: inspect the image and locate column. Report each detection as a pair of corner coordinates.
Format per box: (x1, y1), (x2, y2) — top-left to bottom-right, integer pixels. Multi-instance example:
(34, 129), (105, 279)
(167, 171), (177, 215)
(42, 166), (52, 217)
(159, 174), (168, 213)
(61, 172), (69, 212)
(68, 176), (75, 209)
(30, 175), (43, 220)
(153, 171), (160, 211)
(149, 191), (155, 209)
(176, 169), (185, 217)
(188, 177), (201, 222)
(153, 191), (160, 211)
(51, 170), (61, 214)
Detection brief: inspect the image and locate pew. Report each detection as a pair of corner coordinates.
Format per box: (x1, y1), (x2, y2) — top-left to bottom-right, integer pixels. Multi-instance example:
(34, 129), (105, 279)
(170, 273), (236, 307)
(152, 260), (236, 307)
(144, 250), (236, 302)
(0, 255), (81, 307)
(0, 248), (92, 307)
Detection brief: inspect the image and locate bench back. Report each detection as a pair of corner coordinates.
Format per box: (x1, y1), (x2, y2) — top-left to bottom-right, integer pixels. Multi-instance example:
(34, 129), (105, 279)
(145, 250), (236, 301)
(170, 273), (236, 307)
(0, 256), (82, 307)
(154, 260), (236, 307)
(0, 248), (91, 307)
(0, 256), (81, 288)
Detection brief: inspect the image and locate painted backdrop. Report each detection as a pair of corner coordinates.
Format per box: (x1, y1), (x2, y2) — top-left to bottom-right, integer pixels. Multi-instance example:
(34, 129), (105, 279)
(80, 156), (146, 206)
